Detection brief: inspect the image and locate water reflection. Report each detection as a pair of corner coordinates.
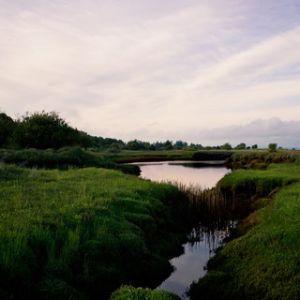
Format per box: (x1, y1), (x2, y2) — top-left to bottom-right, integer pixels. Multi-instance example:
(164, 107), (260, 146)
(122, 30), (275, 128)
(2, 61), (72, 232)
(135, 161), (229, 189)
(135, 161), (231, 299)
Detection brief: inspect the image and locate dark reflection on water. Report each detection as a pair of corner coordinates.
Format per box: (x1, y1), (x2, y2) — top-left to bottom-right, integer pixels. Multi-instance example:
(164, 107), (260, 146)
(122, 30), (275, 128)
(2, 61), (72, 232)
(135, 161), (232, 299)
(157, 222), (236, 299)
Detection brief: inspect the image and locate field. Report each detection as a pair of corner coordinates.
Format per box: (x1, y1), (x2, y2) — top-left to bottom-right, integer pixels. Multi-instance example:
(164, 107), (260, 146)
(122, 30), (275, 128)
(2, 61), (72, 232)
(0, 165), (190, 299)
(190, 161), (300, 299)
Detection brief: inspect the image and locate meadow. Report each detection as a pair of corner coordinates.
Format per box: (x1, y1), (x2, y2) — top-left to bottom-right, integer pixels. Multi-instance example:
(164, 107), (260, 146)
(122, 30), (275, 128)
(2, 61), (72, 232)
(0, 165), (191, 299)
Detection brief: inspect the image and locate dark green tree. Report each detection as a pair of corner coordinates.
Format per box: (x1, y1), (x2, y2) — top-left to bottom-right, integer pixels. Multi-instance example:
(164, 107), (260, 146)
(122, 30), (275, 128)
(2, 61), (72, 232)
(222, 143), (232, 150)
(164, 140), (173, 150)
(174, 140), (187, 149)
(268, 143), (278, 152)
(15, 111), (79, 149)
(0, 112), (16, 147)
(235, 143), (246, 150)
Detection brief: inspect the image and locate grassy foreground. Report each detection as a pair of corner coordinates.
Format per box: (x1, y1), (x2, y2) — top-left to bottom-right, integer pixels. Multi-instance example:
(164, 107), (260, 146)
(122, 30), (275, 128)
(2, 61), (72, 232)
(190, 161), (300, 300)
(0, 165), (191, 299)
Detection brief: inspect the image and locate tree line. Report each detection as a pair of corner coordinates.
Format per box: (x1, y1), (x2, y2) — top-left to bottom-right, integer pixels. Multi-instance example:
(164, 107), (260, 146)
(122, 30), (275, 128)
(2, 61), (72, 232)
(0, 111), (276, 151)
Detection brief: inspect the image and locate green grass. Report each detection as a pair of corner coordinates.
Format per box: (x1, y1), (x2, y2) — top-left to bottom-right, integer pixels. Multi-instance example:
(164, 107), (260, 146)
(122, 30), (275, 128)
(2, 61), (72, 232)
(110, 286), (180, 300)
(218, 162), (300, 197)
(102, 150), (197, 163)
(0, 147), (140, 175)
(227, 150), (299, 169)
(0, 165), (190, 299)
(190, 161), (300, 300)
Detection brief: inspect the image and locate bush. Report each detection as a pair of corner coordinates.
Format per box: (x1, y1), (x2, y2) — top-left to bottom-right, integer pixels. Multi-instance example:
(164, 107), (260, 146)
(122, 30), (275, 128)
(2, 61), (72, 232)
(14, 111), (82, 149)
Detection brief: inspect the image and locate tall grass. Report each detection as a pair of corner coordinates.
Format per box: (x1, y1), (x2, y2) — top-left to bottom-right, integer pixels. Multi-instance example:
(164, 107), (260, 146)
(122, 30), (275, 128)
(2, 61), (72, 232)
(0, 165), (191, 299)
(0, 147), (140, 175)
(172, 182), (247, 229)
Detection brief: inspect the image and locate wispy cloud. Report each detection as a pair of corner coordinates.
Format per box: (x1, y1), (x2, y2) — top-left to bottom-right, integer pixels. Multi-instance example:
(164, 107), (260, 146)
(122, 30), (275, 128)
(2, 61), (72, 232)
(0, 0), (299, 143)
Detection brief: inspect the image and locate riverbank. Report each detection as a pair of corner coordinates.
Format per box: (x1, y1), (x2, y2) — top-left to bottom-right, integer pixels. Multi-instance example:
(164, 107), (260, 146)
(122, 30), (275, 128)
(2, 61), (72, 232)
(0, 165), (192, 299)
(107, 150), (234, 163)
(2, 148), (298, 171)
(189, 161), (300, 299)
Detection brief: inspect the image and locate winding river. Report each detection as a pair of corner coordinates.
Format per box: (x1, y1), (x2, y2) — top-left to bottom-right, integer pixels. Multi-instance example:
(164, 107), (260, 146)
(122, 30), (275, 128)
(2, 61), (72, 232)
(133, 161), (231, 299)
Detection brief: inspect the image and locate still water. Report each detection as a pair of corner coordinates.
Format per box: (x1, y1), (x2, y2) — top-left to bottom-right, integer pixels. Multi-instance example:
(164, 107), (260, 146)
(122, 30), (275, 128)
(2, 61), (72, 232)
(135, 161), (231, 299)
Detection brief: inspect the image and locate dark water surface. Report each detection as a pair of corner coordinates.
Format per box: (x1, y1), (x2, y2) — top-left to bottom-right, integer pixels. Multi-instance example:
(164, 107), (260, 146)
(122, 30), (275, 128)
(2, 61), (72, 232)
(135, 161), (231, 299)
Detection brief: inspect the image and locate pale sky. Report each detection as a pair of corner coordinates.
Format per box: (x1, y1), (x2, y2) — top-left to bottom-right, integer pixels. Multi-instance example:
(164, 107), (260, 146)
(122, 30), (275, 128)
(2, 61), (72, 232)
(1, 0), (300, 146)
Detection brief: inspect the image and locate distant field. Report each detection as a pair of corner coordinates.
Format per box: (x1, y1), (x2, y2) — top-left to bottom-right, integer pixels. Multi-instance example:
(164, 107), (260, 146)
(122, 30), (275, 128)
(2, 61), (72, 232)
(0, 165), (190, 299)
(94, 148), (300, 165)
(99, 149), (235, 163)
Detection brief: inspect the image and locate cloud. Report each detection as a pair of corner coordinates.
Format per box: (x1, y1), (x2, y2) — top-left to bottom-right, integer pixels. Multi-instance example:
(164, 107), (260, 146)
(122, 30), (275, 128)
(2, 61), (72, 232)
(0, 0), (299, 144)
(194, 118), (300, 148)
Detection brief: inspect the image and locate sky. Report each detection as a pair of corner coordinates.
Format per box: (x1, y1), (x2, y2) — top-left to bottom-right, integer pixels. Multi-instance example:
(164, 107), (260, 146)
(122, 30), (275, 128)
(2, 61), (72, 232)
(1, 0), (300, 147)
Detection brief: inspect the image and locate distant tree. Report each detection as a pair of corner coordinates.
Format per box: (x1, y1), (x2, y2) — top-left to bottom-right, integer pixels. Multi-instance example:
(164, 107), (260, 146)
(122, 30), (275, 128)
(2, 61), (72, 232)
(174, 140), (188, 150)
(126, 140), (141, 150)
(153, 142), (164, 150)
(0, 112), (16, 147)
(252, 144), (258, 149)
(235, 143), (246, 150)
(268, 143), (278, 152)
(222, 143), (232, 150)
(109, 143), (122, 153)
(163, 140), (173, 150)
(14, 111), (79, 149)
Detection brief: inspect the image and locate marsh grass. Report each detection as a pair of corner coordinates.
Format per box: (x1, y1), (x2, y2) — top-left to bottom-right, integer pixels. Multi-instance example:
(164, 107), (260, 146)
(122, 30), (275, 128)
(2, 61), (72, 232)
(189, 162), (300, 300)
(227, 150), (299, 169)
(0, 165), (191, 299)
(166, 181), (244, 227)
(0, 147), (140, 175)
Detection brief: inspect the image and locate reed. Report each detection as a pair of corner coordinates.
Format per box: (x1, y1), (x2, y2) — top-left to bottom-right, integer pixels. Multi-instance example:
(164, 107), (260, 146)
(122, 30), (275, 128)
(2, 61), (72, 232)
(171, 182), (244, 225)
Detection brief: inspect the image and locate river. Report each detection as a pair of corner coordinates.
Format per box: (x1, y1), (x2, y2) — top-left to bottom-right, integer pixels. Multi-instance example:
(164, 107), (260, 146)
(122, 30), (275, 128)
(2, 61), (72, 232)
(134, 160), (231, 299)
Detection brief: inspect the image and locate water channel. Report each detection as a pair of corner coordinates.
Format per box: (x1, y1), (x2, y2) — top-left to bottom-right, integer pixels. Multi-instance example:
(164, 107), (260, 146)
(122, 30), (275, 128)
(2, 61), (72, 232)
(133, 161), (232, 299)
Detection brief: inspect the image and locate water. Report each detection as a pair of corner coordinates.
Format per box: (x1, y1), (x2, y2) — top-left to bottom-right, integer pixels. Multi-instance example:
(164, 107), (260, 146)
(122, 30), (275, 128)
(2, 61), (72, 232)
(135, 161), (231, 299)
(135, 161), (229, 189)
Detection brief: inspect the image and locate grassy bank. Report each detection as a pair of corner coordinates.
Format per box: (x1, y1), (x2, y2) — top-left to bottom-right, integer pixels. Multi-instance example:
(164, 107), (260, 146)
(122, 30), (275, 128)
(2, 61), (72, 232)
(0, 147), (140, 175)
(104, 150), (197, 163)
(0, 165), (191, 299)
(226, 150), (299, 169)
(97, 149), (299, 167)
(189, 161), (300, 300)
